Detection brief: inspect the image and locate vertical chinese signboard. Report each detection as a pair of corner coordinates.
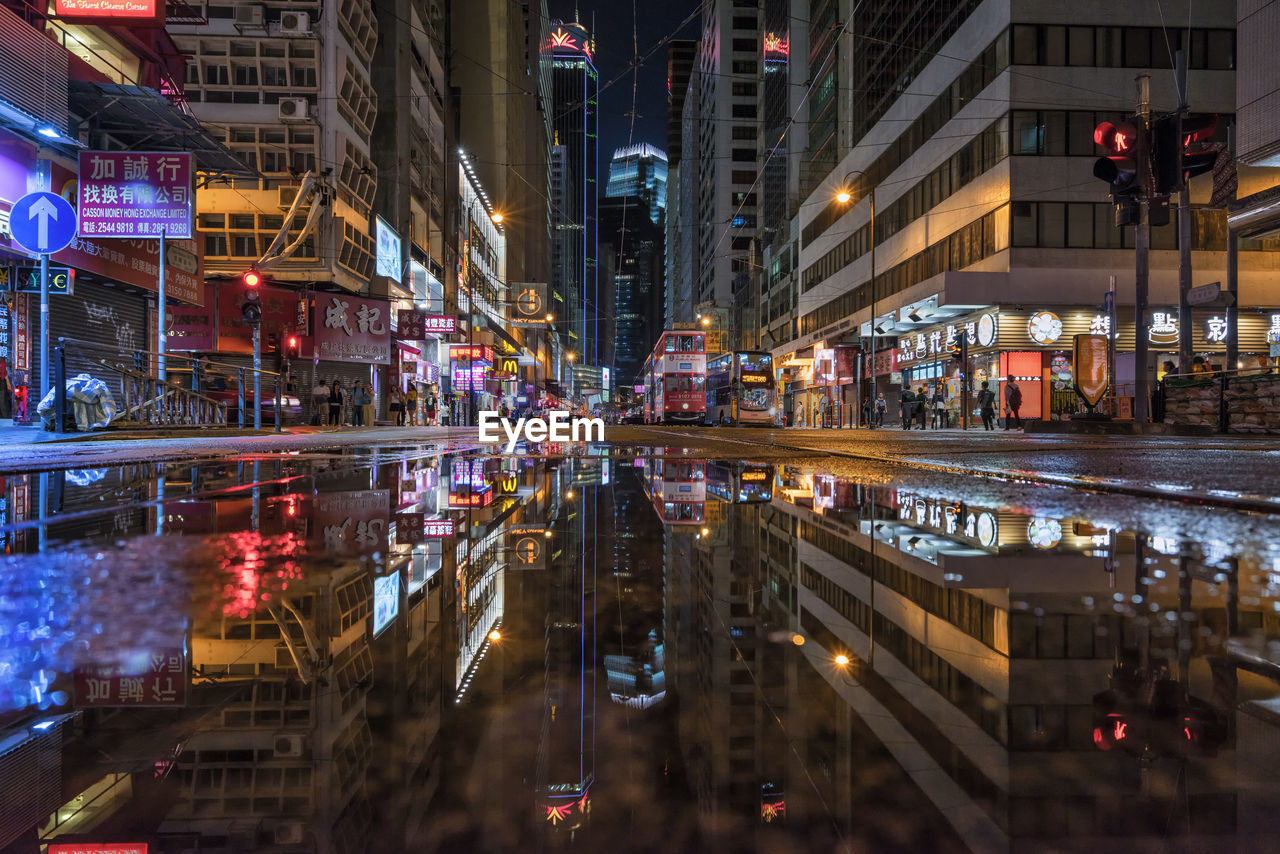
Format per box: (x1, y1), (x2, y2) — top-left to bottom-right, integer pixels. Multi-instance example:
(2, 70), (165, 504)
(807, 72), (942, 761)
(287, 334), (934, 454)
(74, 646), (188, 708)
(315, 295), (391, 363)
(13, 292), (29, 372)
(76, 151), (193, 238)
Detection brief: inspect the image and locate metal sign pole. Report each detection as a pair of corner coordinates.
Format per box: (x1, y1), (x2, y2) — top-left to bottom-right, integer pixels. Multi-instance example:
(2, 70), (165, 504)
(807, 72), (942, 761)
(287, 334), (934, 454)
(158, 228), (166, 382)
(39, 251), (49, 400)
(253, 325), (262, 429)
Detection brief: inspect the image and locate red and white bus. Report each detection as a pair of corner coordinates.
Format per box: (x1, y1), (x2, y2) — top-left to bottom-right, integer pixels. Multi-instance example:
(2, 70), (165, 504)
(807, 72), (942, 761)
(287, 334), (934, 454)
(641, 458), (706, 525)
(642, 330), (707, 424)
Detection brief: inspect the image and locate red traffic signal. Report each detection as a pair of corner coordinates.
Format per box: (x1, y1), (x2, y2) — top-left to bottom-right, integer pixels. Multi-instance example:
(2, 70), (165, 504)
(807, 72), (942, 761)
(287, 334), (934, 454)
(1093, 120), (1144, 196)
(287, 335), (299, 350)
(1153, 114), (1220, 195)
(243, 269), (262, 288)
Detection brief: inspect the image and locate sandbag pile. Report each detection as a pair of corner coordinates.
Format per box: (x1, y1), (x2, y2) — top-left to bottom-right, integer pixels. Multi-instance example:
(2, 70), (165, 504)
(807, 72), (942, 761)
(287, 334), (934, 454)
(1163, 378), (1220, 429)
(1164, 374), (1280, 433)
(1223, 375), (1280, 434)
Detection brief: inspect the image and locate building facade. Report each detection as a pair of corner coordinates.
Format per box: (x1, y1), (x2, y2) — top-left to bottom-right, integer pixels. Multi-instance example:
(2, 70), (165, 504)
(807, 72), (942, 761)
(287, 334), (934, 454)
(774, 0), (1279, 428)
(604, 143), (668, 224)
(545, 20), (600, 367)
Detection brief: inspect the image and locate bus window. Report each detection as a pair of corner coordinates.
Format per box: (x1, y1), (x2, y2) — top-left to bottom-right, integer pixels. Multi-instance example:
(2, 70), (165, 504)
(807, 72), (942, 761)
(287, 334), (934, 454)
(664, 375), (680, 393)
(691, 375), (705, 390)
(665, 336), (676, 352)
(696, 335), (704, 351)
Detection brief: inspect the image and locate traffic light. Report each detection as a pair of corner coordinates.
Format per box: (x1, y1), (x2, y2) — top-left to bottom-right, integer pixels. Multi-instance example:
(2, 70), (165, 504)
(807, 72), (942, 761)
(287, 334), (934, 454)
(1152, 114), (1219, 196)
(1094, 120), (1147, 226)
(266, 331), (280, 352)
(949, 340), (963, 363)
(287, 334), (299, 353)
(241, 269), (263, 325)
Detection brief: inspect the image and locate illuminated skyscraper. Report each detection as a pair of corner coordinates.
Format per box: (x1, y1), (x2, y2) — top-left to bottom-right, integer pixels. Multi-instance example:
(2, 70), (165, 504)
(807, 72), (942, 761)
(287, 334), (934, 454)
(605, 143), (668, 225)
(545, 20), (600, 367)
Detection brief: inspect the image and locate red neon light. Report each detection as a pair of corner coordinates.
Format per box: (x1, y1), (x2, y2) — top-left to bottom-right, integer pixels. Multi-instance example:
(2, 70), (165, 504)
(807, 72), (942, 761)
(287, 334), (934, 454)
(1114, 131), (1131, 152)
(761, 799), (787, 822)
(763, 32), (790, 59)
(54, 0), (159, 20)
(550, 28), (576, 49)
(1113, 720), (1127, 741)
(545, 803), (574, 825)
(1092, 727), (1110, 750)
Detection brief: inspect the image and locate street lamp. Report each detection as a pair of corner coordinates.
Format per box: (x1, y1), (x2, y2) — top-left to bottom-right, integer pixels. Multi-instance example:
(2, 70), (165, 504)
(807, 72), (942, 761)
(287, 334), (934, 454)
(836, 170), (876, 428)
(491, 212), (503, 224)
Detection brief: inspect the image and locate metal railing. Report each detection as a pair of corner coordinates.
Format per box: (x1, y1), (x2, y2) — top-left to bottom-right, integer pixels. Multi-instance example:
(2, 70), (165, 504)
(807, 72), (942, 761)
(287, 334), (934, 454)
(50, 337), (283, 435)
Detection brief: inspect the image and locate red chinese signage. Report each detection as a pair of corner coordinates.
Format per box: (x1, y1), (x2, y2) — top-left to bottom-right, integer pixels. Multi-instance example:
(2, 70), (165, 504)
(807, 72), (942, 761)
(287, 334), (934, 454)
(451, 344), (494, 362)
(397, 310), (457, 338)
(395, 512), (425, 544)
(54, 0), (161, 20)
(873, 347), (897, 376)
(166, 302), (213, 351)
(13, 293), (30, 372)
(313, 489), (390, 556)
(314, 294), (391, 364)
(49, 845), (148, 854)
(448, 491), (494, 508)
(216, 281), (296, 354)
(74, 646), (188, 708)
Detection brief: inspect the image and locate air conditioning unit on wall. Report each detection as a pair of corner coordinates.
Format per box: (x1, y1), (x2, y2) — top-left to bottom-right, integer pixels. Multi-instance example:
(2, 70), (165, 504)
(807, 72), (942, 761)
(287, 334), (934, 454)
(278, 98), (309, 122)
(235, 4), (265, 27)
(280, 11), (312, 36)
(274, 734), (305, 758)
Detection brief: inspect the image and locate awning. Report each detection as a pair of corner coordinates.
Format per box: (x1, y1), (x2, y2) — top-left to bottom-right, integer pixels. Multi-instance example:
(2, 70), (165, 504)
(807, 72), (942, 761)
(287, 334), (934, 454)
(486, 316), (524, 354)
(396, 341), (422, 356)
(68, 81), (257, 177)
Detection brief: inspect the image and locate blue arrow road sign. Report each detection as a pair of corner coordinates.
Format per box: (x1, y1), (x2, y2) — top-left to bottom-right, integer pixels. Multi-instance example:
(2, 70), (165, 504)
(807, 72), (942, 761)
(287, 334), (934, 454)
(10, 191), (77, 255)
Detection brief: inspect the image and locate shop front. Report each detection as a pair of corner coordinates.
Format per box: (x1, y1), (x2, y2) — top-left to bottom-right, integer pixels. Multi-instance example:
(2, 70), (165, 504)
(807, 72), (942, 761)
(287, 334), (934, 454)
(311, 292), (392, 425)
(451, 344), (495, 424)
(887, 305), (1280, 424)
(394, 310), (455, 424)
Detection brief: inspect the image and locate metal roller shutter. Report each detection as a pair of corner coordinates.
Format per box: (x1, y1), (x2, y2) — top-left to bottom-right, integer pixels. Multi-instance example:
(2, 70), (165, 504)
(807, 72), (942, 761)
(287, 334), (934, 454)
(33, 281), (149, 398)
(312, 361), (378, 425)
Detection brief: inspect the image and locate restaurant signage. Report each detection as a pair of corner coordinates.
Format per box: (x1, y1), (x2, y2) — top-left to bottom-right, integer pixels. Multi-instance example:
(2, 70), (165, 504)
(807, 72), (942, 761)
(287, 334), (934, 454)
(74, 646), (188, 708)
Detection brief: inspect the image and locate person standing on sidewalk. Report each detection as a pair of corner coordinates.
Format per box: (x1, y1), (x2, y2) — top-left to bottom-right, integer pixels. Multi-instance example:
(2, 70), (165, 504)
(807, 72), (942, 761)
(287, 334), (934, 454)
(327, 380), (343, 426)
(874, 392), (887, 427)
(931, 386), (947, 429)
(352, 381), (370, 426)
(406, 385), (419, 425)
(389, 387), (404, 426)
(1004, 379), (1023, 430)
(899, 388), (915, 429)
(311, 378), (328, 426)
(818, 394), (830, 428)
(978, 381), (996, 430)
(914, 387), (928, 429)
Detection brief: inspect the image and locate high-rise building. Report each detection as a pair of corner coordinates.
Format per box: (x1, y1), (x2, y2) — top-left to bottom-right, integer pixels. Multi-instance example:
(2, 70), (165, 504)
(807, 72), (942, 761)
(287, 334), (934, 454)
(545, 19), (600, 367)
(666, 40), (698, 165)
(601, 194), (665, 386)
(694, 0), (762, 348)
(605, 143), (668, 224)
(775, 0), (1278, 431)
(666, 62), (702, 328)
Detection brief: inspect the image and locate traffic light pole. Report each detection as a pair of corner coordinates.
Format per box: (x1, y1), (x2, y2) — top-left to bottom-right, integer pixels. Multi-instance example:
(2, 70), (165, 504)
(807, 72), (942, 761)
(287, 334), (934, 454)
(1134, 74), (1151, 423)
(1175, 51), (1193, 375)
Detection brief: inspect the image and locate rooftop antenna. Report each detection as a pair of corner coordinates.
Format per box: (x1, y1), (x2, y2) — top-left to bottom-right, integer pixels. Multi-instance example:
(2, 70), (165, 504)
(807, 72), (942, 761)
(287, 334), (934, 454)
(574, 1), (579, 24)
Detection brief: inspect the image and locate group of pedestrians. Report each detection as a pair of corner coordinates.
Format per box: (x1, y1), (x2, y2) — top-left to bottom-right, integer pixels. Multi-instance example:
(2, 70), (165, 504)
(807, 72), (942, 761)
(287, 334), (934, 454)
(897, 386), (951, 430)
(805, 379), (1025, 431)
(308, 379), (438, 427)
(977, 379), (1022, 431)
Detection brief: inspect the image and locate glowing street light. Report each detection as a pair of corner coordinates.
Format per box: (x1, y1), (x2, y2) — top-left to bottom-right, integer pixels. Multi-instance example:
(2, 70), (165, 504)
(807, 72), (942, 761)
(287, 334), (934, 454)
(834, 654), (850, 667)
(835, 188), (852, 204)
(488, 629), (502, 641)
(491, 212), (504, 224)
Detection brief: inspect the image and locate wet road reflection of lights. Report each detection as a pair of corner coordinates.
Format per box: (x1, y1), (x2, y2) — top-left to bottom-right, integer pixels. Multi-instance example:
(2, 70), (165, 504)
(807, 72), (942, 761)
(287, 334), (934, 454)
(0, 448), (1276, 853)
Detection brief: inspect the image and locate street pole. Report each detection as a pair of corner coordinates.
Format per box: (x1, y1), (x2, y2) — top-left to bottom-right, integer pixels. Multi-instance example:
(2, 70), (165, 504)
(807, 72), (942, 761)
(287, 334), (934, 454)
(1108, 275), (1117, 404)
(253, 324), (262, 429)
(1226, 227), (1239, 372)
(1134, 74), (1152, 423)
(1175, 50), (1193, 375)
(868, 187), (877, 429)
(158, 228), (167, 382)
(39, 251), (49, 401)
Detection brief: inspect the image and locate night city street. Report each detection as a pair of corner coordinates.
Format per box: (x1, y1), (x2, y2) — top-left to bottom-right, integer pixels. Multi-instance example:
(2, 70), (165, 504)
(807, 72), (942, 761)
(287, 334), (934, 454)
(3, 0), (1280, 852)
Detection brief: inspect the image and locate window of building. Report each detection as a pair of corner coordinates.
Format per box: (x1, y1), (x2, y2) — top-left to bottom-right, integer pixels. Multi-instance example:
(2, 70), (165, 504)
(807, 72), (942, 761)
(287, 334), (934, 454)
(732, 147), (755, 161)
(732, 125), (756, 140)
(731, 103), (757, 118)
(732, 16), (756, 30)
(732, 60), (758, 75)
(731, 170), (756, 184)
(732, 81), (757, 97)
(732, 37), (756, 53)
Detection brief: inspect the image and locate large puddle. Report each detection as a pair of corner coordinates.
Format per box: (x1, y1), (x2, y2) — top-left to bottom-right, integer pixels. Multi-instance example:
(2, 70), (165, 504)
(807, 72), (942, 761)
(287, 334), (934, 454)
(1, 446), (1279, 852)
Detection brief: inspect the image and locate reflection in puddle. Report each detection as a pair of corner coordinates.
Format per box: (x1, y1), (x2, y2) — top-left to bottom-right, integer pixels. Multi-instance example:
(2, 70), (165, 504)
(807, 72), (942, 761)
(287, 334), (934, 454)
(0, 451), (1278, 851)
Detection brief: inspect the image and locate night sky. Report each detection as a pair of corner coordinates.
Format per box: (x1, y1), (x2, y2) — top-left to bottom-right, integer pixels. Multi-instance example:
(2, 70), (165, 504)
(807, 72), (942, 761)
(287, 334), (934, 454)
(546, 0), (699, 164)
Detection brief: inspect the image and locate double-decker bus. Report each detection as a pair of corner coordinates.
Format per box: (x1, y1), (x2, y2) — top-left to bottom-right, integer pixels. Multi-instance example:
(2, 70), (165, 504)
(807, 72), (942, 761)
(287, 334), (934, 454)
(705, 351), (776, 425)
(707, 462), (775, 503)
(641, 457), (706, 525)
(642, 331), (707, 424)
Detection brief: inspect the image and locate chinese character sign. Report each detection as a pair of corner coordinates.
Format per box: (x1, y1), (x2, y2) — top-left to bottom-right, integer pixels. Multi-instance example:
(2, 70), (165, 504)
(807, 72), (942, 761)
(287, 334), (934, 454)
(396, 310), (457, 338)
(74, 646), (188, 708)
(1205, 316), (1229, 343)
(77, 151), (193, 238)
(315, 296), (391, 363)
(511, 282), (548, 327)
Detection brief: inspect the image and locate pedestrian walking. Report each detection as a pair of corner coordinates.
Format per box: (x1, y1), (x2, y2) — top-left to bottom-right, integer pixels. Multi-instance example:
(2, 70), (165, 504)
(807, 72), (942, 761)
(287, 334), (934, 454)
(818, 394), (830, 428)
(978, 380), (996, 430)
(874, 392), (887, 427)
(327, 380), (343, 426)
(424, 390), (436, 425)
(899, 388), (915, 429)
(915, 387), (928, 429)
(389, 387), (404, 426)
(0, 363), (12, 421)
(931, 387), (947, 429)
(1004, 379), (1023, 430)
(311, 378), (328, 426)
